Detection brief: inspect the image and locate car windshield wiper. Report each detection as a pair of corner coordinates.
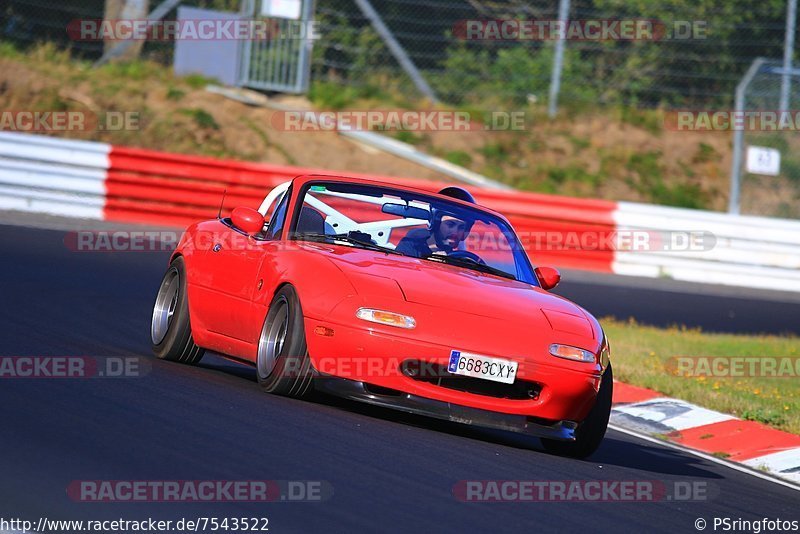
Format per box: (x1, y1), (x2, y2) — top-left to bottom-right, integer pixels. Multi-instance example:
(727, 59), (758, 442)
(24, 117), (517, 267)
(423, 254), (517, 281)
(299, 233), (403, 255)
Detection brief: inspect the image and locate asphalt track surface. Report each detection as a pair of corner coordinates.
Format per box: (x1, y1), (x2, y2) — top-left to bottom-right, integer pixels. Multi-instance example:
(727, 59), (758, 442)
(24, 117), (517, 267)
(1, 222), (798, 533)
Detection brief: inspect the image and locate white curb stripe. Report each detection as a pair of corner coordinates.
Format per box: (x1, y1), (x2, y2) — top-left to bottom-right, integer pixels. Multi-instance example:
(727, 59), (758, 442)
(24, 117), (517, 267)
(742, 448), (800, 484)
(612, 398), (735, 432)
(611, 397), (800, 486)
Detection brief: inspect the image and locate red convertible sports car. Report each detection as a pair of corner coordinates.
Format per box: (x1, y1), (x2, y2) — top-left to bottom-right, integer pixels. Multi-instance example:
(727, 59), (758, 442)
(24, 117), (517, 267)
(151, 175), (612, 458)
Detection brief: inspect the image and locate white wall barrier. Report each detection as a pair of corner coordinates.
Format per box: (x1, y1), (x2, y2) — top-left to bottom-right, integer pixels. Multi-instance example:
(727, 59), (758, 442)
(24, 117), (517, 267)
(614, 201), (800, 292)
(0, 132), (109, 219)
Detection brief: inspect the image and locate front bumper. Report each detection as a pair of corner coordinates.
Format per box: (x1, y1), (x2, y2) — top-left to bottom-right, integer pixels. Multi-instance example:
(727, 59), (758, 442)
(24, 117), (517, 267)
(304, 318), (603, 423)
(315, 376), (578, 441)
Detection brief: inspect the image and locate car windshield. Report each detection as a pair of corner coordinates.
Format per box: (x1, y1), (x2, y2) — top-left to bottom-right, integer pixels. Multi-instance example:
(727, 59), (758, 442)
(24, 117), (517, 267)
(291, 182), (537, 285)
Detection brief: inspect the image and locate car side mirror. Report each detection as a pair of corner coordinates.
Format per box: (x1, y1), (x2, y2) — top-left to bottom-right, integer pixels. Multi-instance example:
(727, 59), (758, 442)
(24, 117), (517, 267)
(535, 266), (561, 290)
(231, 206), (265, 235)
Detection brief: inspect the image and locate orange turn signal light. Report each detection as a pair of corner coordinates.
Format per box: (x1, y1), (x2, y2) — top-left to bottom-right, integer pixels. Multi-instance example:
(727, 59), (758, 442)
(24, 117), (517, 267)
(314, 326), (335, 337)
(549, 344), (596, 363)
(355, 308), (416, 329)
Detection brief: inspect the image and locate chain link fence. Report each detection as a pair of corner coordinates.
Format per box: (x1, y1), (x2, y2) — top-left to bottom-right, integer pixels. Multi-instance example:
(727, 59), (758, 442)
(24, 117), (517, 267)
(311, 0), (793, 110)
(734, 60), (800, 218)
(2, 0), (106, 57)
(1, 0), (239, 60)
(2, 0), (793, 109)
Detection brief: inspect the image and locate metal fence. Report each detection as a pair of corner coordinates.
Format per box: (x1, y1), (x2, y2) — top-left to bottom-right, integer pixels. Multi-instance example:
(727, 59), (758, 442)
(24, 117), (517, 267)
(310, 0), (793, 110)
(730, 59), (800, 218)
(2, 0), (107, 57)
(0, 0), (239, 60)
(2, 0), (795, 109)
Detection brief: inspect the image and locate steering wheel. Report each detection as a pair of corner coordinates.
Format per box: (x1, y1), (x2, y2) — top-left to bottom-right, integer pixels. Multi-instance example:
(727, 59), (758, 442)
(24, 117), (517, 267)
(448, 250), (486, 265)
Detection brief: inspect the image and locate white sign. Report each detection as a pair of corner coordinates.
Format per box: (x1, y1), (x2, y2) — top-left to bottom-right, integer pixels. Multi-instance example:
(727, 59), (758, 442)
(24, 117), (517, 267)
(746, 146), (781, 176)
(261, 0), (302, 20)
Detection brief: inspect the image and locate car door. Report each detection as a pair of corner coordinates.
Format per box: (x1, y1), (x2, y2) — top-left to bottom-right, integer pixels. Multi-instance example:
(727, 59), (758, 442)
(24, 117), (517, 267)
(195, 191), (290, 343)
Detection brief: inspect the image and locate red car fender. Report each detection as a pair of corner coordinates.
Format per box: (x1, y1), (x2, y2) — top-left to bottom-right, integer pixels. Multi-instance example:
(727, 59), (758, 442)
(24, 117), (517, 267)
(251, 246), (359, 329)
(168, 220), (223, 345)
(169, 221), (209, 262)
(576, 306), (610, 372)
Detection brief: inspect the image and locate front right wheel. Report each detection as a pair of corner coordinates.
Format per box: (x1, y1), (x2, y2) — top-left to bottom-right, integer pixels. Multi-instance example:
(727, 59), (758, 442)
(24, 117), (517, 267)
(541, 364), (613, 459)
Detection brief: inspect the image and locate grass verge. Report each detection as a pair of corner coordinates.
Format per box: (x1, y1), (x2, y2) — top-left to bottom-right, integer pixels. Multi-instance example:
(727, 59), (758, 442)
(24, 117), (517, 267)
(605, 319), (800, 435)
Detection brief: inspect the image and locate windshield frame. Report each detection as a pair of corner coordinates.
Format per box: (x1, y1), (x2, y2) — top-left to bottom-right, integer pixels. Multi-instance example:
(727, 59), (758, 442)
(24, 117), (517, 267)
(289, 180), (539, 286)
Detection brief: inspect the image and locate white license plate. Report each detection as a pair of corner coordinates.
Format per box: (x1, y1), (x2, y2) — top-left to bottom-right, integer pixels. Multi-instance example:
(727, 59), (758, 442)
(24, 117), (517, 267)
(447, 350), (518, 384)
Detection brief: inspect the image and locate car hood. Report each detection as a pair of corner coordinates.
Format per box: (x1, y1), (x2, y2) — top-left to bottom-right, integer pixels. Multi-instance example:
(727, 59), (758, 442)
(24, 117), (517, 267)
(302, 244), (597, 341)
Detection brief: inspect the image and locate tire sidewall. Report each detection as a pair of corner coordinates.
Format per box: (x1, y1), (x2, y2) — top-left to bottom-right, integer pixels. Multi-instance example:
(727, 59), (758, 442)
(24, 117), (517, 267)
(152, 257), (192, 360)
(576, 364), (613, 444)
(258, 285), (309, 392)
(542, 364), (613, 458)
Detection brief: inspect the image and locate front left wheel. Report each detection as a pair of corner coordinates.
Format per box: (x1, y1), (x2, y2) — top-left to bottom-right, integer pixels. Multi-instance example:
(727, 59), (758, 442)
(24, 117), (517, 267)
(256, 285), (314, 399)
(151, 256), (204, 365)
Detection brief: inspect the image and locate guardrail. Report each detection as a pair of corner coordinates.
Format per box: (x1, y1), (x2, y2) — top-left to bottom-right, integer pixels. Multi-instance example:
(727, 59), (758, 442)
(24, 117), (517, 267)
(614, 202), (800, 292)
(0, 132), (109, 219)
(103, 144), (616, 271)
(2, 131), (799, 291)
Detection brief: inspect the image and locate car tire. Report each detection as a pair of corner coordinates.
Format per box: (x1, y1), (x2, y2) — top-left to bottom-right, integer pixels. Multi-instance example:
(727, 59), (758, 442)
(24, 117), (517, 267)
(151, 256), (205, 365)
(541, 364), (613, 459)
(256, 285), (314, 398)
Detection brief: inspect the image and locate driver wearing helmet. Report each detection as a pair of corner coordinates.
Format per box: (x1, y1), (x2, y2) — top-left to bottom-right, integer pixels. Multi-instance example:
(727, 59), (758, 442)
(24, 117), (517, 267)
(395, 187), (476, 258)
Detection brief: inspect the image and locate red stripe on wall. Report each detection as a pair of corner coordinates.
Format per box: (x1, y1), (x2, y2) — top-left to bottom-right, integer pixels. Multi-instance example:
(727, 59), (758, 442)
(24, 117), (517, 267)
(105, 145), (617, 272)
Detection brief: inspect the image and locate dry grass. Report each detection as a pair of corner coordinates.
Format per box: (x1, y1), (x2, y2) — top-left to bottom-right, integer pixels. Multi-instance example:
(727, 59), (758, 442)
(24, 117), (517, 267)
(0, 43), (444, 180)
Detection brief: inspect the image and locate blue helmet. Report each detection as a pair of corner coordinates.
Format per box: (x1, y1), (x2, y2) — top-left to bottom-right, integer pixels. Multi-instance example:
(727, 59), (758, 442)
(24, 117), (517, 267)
(438, 186), (476, 204)
(428, 187), (477, 250)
